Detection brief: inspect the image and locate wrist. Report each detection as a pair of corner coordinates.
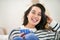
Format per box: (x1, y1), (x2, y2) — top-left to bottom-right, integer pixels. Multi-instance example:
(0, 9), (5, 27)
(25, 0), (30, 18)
(49, 20), (57, 28)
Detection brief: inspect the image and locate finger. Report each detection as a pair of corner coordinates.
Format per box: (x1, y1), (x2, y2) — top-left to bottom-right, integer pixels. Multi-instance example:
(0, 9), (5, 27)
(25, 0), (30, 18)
(20, 33), (25, 37)
(45, 14), (50, 18)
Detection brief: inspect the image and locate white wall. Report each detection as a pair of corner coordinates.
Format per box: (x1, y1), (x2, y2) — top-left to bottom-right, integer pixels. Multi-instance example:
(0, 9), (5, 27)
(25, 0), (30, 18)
(40, 0), (60, 23)
(0, 0), (32, 34)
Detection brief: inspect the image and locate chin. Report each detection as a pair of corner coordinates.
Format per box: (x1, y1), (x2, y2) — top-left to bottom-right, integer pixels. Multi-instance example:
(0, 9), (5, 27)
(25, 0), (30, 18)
(31, 23), (38, 26)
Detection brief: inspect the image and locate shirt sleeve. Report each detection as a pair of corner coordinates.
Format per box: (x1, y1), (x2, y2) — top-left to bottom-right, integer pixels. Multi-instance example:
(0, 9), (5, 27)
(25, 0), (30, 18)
(8, 28), (20, 40)
(49, 20), (60, 32)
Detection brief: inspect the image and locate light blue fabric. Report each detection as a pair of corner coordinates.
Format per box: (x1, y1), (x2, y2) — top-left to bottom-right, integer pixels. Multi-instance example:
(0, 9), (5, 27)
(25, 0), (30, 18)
(25, 33), (39, 40)
(20, 29), (31, 34)
(13, 29), (39, 40)
(13, 36), (23, 40)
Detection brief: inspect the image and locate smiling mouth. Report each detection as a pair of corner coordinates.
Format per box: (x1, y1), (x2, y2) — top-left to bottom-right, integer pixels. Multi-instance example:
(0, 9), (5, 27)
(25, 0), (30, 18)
(31, 18), (38, 23)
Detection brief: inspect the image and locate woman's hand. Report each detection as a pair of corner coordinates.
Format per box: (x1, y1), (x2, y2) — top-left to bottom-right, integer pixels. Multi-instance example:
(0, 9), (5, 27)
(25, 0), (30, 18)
(45, 14), (53, 30)
(45, 14), (53, 24)
(20, 33), (25, 38)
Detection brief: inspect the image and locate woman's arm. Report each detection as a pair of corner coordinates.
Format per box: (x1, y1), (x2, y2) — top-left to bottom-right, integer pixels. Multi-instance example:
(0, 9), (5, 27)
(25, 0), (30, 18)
(46, 14), (60, 32)
(49, 20), (60, 31)
(8, 29), (21, 40)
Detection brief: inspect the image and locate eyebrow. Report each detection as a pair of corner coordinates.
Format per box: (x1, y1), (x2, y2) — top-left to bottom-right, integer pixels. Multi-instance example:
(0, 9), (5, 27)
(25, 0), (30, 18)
(32, 10), (41, 14)
(31, 10), (36, 12)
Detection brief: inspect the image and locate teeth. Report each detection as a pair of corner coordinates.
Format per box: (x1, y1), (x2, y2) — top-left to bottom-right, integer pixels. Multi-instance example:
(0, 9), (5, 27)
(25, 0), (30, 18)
(33, 19), (37, 22)
(32, 18), (38, 23)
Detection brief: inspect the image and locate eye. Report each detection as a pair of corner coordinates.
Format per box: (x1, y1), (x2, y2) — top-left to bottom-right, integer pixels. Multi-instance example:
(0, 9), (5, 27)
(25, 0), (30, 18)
(31, 11), (35, 14)
(38, 13), (41, 16)
(31, 10), (35, 14)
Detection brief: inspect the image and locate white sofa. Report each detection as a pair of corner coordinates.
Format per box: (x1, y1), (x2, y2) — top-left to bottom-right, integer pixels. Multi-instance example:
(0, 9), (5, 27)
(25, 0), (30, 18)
(0, 35), (8, 40)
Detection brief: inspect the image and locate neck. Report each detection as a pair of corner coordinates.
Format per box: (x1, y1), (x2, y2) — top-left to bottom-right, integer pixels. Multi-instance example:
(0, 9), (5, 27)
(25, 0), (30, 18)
(25, 23), (35, 29)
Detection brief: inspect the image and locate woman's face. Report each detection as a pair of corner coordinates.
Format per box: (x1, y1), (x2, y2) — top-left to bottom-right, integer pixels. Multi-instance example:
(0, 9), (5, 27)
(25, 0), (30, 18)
(27, 6), (41, 26)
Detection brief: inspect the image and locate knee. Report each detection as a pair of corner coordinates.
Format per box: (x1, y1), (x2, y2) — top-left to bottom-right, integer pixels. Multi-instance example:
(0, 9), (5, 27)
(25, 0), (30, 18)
(25, 33), (39, 40)
(13, 36), (23, 40)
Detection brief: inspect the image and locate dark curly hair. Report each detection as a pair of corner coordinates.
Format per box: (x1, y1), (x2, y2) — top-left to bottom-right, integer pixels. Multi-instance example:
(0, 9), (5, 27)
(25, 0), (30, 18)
(23, 3), (47, 30)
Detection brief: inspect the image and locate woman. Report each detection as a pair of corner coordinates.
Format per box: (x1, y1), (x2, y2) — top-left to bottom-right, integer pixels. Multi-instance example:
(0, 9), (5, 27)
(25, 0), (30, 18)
(9, 3), (60, 40)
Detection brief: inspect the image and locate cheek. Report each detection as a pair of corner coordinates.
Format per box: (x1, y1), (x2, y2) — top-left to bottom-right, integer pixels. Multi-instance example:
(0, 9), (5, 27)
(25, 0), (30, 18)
(39, 16), (41, 22)
(27, 13), (33, 19)
(27, 14), (32, 20)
